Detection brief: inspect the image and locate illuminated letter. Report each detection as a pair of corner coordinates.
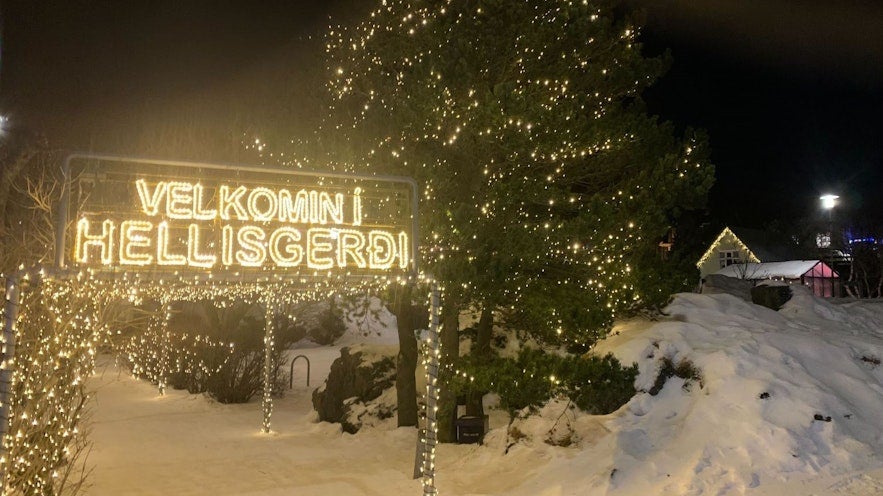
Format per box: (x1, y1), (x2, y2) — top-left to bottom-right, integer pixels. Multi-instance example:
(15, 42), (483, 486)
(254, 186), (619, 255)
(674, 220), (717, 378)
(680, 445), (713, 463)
(187, 224), (217, 268)
(319, 192), (344, 224)
(307, 228), (334, 270)
(269, 227), (303, 267)
(136, 179), (167, 216)
(220, 185), (248, 220)
(167, 182), (194, 219)
(368, 230), (396, 269)
(248, 187), (278, 221)
(119, 220), (153, 266)
(157, 221), (186, 265)
(398, 232), (410, 269)
(337, 229), (367, 268)
(352, 187), (362, 226)
(236, 226), (266, 267)
(309, 191), (320, 223)
(221, 225), (234, 266)
(75, 218), (115, 264)
(279, 189), (310, 223)
(192, 183), (217, 220)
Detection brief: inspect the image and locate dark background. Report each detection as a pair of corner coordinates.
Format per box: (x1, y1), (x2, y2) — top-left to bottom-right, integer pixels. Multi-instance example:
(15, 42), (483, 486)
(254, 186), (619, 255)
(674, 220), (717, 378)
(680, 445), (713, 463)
(2, 0), (881, 228)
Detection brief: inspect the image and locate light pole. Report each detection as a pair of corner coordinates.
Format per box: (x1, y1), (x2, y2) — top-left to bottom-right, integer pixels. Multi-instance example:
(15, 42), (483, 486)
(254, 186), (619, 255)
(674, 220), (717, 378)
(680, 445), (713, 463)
(820, 194), (839, 296)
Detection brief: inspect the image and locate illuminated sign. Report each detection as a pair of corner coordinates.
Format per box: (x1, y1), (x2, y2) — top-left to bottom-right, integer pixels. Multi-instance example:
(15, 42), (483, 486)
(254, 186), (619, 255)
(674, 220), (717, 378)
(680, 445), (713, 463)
(61, 156), (417, 278)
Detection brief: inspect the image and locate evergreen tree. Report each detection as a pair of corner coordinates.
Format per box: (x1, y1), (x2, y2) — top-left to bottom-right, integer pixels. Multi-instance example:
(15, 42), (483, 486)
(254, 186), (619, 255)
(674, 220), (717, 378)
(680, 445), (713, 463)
(315, 0), (713, 434)
(322, 0), (713, 348)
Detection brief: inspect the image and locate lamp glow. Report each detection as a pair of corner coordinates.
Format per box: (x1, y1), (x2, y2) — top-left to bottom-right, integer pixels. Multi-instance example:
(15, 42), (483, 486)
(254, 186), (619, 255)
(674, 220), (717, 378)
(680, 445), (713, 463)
(820, 194), (839, 210)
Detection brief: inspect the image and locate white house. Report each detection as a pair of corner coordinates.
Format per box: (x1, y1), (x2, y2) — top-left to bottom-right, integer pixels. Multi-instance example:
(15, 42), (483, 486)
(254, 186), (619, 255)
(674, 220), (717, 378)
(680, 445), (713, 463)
(696, 226), (802, 279)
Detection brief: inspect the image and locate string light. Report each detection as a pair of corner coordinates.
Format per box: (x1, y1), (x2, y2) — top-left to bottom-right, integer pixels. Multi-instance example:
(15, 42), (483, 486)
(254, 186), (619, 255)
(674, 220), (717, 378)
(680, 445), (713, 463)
(3, 156), (425, 492)
(1, 264), (427, 492)
(695, 227), (761, 269)
(419, 279), (441, 496)
(308, 0), (713, 350)
(75, 177), (412, 272)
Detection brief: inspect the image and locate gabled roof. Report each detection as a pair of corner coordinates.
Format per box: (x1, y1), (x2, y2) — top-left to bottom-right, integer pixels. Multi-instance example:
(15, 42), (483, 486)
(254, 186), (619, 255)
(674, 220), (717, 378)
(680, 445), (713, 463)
(696, 227), (761, 268)
(715, 260), (837, 279)
(697, 226), (803, 269)
(728, 227), (802, 262)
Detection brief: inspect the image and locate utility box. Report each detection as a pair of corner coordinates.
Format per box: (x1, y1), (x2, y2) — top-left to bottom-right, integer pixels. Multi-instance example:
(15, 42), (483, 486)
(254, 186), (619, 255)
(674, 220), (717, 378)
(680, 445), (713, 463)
(455, 415), (488, 444)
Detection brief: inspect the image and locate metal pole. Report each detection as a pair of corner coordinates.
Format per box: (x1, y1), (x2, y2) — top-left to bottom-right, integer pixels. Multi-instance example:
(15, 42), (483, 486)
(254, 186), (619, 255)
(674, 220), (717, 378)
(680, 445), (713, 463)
(158, 299), (171, 396)
(262, 295), (276, 433)
(0, 273), (22, 491)
(289, 355), (311, 389)
(421, 281), (441, 495)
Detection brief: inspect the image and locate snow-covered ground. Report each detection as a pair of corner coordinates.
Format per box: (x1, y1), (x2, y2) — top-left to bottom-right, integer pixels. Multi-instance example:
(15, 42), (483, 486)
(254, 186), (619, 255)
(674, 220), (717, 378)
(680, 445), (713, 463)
(85, 287), (883, 495)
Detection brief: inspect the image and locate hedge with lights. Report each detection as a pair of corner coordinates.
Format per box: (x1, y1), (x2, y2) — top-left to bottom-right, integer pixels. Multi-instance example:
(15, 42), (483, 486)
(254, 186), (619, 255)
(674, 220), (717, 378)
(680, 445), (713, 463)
(0, 147), (106, 495)
(0, 277), (111, 495)
(118, 300), (302, 404)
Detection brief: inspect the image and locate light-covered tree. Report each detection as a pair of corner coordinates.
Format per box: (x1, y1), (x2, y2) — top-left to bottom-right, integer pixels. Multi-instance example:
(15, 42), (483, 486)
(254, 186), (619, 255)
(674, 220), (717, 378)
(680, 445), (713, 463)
(0, 141), (110, 495)
(324, 0), (712, 343)
(317, 0), (713, 433)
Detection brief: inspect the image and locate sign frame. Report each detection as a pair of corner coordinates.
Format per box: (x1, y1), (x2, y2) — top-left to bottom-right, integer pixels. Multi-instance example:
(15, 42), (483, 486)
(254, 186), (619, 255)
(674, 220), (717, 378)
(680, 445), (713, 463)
(56, 154), (420, 281)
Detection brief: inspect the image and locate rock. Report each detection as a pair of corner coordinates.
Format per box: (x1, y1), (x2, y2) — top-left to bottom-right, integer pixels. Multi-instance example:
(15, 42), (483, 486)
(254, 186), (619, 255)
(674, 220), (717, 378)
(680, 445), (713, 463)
(751, 284), (792, 311)
(312, 345), (397, 433)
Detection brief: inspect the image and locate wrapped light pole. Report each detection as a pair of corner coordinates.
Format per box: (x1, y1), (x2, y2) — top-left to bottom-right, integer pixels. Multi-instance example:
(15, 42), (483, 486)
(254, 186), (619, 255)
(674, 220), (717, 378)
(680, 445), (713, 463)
(420, 281), (441, 495)
(262, 294), (277, 433)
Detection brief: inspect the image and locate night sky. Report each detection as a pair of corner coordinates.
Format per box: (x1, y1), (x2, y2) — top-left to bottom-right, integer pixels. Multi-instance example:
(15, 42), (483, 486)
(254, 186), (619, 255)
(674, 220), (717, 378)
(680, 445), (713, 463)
(2, 0), (881, 228)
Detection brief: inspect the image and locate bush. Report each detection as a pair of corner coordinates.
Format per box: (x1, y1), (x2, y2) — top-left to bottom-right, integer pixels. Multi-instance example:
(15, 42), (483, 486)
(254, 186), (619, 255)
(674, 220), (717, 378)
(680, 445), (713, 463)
(647, 357), (703, 395)
(310, 298), (346, 345)
(447, 349), (637, 417)
(200, 302), (270, 403)
(751, 284), (792, 311)
(166, 333), (234, 394)
(120, 299), (302, 404)
(563, 354), (639, 414)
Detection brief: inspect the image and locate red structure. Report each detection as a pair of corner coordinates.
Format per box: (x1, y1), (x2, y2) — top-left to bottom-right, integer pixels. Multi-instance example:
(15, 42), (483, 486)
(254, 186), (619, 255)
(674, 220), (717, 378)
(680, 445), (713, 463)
(715, 260), (840, 298)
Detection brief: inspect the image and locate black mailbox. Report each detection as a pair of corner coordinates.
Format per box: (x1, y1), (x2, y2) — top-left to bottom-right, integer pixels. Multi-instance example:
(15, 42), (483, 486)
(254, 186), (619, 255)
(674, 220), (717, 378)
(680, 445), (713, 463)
(455, 415), (488, 444)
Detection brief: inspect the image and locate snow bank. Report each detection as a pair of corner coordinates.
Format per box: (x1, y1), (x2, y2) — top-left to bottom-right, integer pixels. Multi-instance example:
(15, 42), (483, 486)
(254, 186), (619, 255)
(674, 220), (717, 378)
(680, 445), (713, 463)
(592, 287), (883, 494)
(85, 287), (883, 495)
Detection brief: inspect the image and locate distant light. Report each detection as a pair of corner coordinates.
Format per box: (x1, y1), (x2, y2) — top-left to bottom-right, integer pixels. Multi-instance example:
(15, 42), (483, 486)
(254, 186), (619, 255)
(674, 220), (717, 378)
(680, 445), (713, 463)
(848, 237), (877, 245)
(820, 194), (839, 210)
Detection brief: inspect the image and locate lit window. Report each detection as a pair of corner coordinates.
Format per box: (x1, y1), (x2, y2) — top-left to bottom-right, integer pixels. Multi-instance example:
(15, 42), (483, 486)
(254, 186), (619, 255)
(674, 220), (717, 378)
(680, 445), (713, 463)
(719, 250), (742, 268)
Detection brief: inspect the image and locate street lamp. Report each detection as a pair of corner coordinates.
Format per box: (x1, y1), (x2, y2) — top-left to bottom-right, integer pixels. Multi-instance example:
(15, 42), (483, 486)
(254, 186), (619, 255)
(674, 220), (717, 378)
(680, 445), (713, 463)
(819, 194), (840, 297)
(817, 194), (839, 246)
(820, 194), (839, 212)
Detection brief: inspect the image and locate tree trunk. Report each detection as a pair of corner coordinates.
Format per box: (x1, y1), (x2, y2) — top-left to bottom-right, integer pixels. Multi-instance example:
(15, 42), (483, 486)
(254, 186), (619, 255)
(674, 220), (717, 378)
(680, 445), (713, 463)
(465, 304), (493, 417)
(393, 284), (418, 427)
(437, 292), (460, 443)
(845, 257), (858, 298)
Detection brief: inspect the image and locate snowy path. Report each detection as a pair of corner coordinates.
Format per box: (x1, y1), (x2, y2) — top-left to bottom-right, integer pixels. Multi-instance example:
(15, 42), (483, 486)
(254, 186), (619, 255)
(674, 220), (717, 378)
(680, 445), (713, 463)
(84, 349), (575, 496)
(86, 352), (422, 496)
